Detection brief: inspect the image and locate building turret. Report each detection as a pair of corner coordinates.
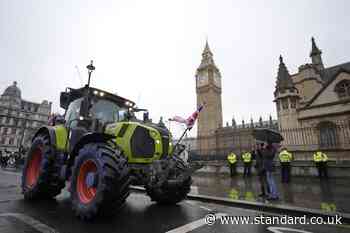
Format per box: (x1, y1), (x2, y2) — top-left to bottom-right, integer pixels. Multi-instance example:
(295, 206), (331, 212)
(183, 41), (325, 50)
(232, 116), (237, 129)
(259, 116), (263, 127)
(274, 55), (300, 130)
(269, 115), (273, 127)
(310, 37), (324, 71)
(250, 118), (254, 128)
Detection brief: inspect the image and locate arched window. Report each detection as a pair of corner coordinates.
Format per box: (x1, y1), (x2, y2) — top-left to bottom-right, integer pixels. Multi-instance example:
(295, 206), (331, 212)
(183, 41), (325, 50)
(334, 80), (350, 99)
(318, 121), (338, 148)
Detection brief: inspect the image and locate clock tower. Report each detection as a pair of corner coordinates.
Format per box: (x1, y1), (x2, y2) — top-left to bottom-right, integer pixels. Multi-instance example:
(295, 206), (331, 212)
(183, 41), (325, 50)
(196, 41), (223, 155)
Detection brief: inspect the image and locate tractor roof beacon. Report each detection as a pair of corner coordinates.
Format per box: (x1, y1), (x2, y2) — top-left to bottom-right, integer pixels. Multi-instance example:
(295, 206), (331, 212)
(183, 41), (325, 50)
(21, 61), (194, 221)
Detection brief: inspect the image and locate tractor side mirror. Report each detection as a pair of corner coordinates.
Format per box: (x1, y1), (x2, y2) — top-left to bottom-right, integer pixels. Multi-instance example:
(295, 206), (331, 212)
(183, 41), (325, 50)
(60, 92), (71, 109)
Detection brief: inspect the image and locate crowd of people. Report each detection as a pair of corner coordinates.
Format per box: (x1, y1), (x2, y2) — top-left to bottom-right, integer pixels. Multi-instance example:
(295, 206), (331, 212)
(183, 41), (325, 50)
(226, 143), (329, 201)
(0, 148), (25, 168)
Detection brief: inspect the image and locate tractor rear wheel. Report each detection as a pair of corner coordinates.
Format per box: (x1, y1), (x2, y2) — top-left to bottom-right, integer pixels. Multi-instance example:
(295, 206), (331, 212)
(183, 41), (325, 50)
(146, 157), (192, 204)
(70, 143), (130, 220)
(21, 133), (65, 200)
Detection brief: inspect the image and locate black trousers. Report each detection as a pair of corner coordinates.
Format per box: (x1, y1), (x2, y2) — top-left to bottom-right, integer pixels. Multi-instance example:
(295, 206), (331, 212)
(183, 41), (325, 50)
(229, 163), (236, 177)
(243, 162), (252, 177)
(316, 162), (328, 178)
(280, 162), (291, 183)
(258, 171), (269, 195)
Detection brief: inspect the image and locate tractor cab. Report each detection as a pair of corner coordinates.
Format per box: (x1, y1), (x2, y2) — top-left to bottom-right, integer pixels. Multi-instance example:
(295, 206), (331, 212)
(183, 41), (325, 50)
(60, 86), (136, 131)
(59, 85), (137, 152)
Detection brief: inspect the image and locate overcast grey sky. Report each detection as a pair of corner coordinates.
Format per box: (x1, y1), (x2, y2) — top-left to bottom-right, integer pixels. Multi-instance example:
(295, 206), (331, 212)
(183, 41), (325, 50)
(1, 0), (350, 137)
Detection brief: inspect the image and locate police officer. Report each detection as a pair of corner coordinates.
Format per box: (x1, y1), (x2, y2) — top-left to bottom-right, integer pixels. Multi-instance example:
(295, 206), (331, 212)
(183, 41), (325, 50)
(278, 147), (293, 183)
(242, 150), (252, 177)
(313, 150), (328, 178)
(227, 151), (237, 177)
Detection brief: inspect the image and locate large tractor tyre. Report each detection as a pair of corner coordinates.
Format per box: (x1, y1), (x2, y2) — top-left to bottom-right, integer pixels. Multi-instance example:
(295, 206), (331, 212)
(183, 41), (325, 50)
(146, 157), (192, 205)
(21, 134), (65, 200)
(70, 143), (130, 220)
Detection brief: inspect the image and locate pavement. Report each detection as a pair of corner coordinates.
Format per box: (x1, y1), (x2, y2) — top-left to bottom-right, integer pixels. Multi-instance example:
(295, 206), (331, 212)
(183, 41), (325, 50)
(0, 168), (349, 233)
(191, 173), (350, 214)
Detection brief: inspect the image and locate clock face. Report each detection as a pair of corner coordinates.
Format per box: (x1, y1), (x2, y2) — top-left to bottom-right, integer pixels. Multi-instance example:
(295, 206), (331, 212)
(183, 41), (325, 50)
(197, 74), (208, 87)
(214, 73), (221, 87)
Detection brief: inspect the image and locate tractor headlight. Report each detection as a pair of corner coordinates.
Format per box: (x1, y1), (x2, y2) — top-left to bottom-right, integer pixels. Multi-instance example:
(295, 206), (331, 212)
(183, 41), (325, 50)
(99, 92), (105, 97)
(93, 90), (98, 95)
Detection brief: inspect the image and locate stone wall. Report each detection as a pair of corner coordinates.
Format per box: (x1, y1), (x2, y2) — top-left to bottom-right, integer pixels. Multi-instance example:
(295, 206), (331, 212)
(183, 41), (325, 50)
(195, 160), (350, 178)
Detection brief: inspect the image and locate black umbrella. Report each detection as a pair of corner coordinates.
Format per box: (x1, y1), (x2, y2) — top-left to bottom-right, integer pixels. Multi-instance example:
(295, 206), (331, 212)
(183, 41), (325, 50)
(252, 128), (284, 143)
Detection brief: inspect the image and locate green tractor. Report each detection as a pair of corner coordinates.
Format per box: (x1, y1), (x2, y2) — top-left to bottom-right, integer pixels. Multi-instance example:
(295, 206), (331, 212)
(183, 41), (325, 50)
(21, 62), (194, 220)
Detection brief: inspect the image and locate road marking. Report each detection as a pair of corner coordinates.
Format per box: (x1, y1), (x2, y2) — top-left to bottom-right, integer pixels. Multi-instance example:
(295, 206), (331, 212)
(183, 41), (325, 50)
(0, 169), (21, 177)
(199, 206), (212, 211)
(267, 227), (313, 233)
(0, 197), (22, 203)
(166, 213), (227, 233)
(0, 213), (59, 233)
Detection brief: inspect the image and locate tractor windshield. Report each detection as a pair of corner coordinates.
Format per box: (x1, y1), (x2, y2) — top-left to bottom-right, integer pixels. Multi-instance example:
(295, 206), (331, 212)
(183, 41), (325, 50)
(65, 98), (127, 127)
(89, 99), (123, 124)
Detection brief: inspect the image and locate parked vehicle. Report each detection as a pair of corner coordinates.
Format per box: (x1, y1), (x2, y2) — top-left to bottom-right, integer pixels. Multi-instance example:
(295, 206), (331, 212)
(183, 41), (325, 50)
(22, 62), (194, 220)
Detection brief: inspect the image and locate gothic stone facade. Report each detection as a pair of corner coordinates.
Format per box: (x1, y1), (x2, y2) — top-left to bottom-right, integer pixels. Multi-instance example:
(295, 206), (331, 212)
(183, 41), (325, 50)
(274, 38), (350, 160)
(0, 82), (51, 152)
(194, 42), (277, 158)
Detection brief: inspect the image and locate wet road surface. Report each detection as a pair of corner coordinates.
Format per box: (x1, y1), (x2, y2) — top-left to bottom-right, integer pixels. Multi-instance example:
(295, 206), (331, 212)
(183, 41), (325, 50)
(192, 173), (350, 213)
(0, 169), (349, 233)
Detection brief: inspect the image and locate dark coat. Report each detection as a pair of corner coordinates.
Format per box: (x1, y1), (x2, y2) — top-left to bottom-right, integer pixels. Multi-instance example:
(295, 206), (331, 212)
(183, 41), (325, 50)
(254, 149), (265, 176)
(262, 146), (276, 172)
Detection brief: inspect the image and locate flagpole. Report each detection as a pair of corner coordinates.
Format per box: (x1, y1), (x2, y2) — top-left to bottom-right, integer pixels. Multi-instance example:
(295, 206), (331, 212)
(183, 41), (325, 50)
(174, 127), (190, 150)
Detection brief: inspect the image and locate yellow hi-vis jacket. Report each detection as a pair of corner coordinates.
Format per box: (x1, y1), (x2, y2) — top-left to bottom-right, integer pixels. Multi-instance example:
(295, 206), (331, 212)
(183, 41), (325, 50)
(242, 152), (252, 163)
(227, 153), (237, 164)
(279, 150), (292, 163)
(313, 151), (328, 162)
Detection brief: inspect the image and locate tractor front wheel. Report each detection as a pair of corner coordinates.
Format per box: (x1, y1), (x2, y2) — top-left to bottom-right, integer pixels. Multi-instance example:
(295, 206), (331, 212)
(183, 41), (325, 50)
(70, 143), (130, 220)
(21, 134), (65, 200)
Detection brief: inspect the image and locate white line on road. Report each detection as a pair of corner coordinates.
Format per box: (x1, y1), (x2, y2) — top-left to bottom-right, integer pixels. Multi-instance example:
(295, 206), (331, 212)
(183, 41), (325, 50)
(0, 212), (59, 233)
(199, 206), (212, 212)
(0, 169), (21, 177)
(0, 197), (22, 203)
(166, 213), (227, 233)
(267, 227), (314, 233)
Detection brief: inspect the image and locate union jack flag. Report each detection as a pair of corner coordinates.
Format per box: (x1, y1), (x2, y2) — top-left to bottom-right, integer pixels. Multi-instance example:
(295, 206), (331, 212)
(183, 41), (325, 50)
(170, 104), (204, 130)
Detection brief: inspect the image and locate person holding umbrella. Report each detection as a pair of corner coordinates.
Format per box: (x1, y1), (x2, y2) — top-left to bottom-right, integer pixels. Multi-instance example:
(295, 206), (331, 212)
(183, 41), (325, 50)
(263, 141), (279, 200)
(252, 128), (283, 200)
(254, 143), (269, 197)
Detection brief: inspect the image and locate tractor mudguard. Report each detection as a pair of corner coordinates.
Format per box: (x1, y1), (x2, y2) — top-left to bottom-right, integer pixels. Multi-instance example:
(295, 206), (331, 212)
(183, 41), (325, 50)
(70, 133), (116, 158)
(32, 125), (68, 152)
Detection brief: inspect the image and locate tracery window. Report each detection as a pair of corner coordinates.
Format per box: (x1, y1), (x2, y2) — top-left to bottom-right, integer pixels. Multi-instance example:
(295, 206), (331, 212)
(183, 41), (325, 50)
(335, 80), (350, 99)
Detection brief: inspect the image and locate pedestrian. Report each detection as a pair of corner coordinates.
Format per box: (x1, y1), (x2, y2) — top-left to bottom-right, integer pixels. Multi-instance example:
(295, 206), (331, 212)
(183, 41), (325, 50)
(313, 150), (329, 178)
(227, 151), (237, 177)
(263, 142), (279, 200)
(278, 147), (293, 183)
(254, 143), (269, 197)
(242, 150), (252, 177)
